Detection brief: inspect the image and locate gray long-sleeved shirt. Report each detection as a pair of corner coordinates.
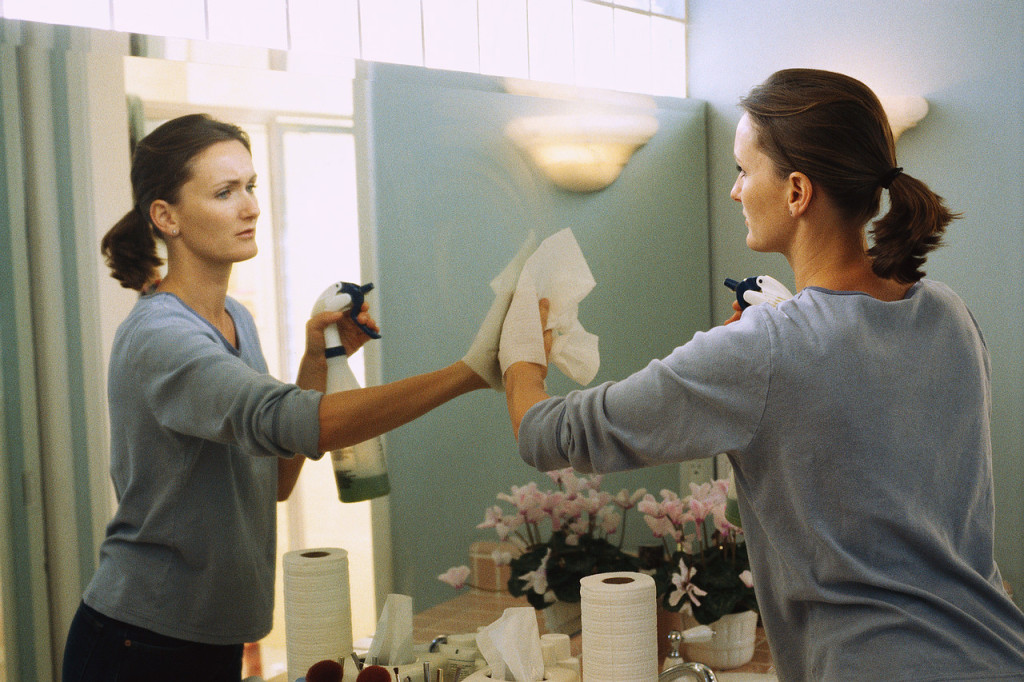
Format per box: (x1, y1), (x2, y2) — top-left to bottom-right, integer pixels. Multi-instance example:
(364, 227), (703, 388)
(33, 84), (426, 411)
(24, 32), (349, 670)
(519, 279), (1024, 681)
(84, 292), (323, 645)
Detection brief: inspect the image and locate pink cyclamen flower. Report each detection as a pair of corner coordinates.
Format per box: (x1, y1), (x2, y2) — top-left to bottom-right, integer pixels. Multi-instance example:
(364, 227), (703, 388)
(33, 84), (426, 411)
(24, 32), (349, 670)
(614, 488), (647, 510)
(638, 493), (662, 517)
(477, 505), (505, 530)
(739, 570), (754, 588)
(519, 549), (551, 595)
(438, 565), (472, 589)
(668, 558), (707, 614)
(492, 549), (513, 566)
(599, 508), (622, 535)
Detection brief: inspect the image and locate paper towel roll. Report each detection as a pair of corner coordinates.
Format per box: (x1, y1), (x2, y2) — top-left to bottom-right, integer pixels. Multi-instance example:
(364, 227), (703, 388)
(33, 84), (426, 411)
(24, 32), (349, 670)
(580, 572), (658, 682)
(283, 548), (353, 682)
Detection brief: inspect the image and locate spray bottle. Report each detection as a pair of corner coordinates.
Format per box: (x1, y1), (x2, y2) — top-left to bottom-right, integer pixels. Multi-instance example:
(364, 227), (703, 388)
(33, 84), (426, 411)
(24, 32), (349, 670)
(311, 281), (391, 503)
(724, 275), (794, 310)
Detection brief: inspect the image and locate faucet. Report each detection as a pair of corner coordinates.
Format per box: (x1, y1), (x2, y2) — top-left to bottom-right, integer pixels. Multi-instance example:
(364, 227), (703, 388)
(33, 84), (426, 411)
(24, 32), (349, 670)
(659, 662), (717, 682)
(658, 629), (717, 682)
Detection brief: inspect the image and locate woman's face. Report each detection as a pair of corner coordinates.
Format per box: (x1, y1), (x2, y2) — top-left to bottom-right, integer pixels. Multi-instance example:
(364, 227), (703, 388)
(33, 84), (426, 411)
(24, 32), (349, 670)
(730, 113), (793, 254)
(168, 139), (260, 266)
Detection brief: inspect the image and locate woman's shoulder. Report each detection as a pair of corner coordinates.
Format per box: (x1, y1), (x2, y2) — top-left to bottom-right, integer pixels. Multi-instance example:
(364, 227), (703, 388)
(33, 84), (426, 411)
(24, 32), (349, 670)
(115, 292), (222, 357)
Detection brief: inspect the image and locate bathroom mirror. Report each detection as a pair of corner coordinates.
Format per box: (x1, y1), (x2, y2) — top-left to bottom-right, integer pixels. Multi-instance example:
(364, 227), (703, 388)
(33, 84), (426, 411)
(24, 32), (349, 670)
(1, 17), (709, 680)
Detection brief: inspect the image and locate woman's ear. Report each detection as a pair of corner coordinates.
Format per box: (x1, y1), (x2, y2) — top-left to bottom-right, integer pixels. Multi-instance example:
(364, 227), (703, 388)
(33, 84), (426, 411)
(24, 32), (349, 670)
(787, 172), (813, 218)
(149, 200), (178, 238)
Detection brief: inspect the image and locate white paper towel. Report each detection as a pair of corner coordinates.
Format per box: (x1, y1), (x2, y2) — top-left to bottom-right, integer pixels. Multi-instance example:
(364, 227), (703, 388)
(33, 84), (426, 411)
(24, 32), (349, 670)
(366, 593), (415, 666)
(476, 606), (546, 681)
(580, 572), (658, 682)
(498, 228), (599, 385)
(283, 548), (353, 682)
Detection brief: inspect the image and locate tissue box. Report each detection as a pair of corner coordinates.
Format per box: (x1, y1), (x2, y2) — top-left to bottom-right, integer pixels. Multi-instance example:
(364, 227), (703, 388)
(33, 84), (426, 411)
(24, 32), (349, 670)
(470, 542), (519, 593)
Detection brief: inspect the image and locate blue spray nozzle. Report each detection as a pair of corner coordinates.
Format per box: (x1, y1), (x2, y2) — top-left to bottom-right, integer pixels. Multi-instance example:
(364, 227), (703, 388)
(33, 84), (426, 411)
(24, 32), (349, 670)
(724, 275), (794, 310)
(338, 282), (381, 339)
(724, 276), (761, 310)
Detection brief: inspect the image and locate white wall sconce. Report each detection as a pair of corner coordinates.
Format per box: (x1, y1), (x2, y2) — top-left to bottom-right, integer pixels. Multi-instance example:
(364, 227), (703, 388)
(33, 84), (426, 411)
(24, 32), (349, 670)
(880, 96), (929, 141)
(505, 113), (659, 193)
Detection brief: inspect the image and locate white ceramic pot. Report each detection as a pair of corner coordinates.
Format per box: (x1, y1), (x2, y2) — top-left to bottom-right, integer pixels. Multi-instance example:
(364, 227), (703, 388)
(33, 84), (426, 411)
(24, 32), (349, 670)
(683, 610), (758, 670)
(541, 600), (582, 636)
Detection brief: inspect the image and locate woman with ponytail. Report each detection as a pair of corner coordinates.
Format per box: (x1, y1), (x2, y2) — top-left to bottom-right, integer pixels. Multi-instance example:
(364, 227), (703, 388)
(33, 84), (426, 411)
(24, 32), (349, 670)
(64, 114), (507, 681)
(502, 69), (1024, 679)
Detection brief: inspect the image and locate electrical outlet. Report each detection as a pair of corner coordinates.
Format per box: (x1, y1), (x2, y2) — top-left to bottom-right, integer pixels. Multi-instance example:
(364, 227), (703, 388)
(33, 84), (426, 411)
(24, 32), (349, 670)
(681, 457), (715, 491)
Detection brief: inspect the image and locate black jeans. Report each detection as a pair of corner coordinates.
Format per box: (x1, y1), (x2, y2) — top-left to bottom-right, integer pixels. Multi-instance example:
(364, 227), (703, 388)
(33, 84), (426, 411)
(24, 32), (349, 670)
(62, 602), (243, 682)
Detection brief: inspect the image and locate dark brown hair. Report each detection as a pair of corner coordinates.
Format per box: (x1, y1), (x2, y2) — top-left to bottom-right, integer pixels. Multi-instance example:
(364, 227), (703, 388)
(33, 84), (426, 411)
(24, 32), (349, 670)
(101, 114), (252, 290)
(739, 68), (958, 283)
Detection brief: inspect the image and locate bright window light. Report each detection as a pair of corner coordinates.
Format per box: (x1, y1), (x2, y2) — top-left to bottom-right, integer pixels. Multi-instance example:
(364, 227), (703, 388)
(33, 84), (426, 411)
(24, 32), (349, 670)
(650, 15), (687, 97)
(207, 0), (288, 49)
(359, 0), (424, 67)
(422, 0), (479, 73)
(112, 0), (206, 40)
(652, 0), (687, 20)
(527, 0), (574, 85)
(287, 0), (359, 58)
(573, 0), (616, 90)
(614, 8), (653, 95)
(479, 0), (529, 79)
(3, 0), (109, 29)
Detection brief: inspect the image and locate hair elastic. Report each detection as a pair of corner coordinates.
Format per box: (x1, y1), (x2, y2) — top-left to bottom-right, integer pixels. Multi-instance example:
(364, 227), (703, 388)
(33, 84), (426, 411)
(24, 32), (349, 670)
(880, 166), (903, 189)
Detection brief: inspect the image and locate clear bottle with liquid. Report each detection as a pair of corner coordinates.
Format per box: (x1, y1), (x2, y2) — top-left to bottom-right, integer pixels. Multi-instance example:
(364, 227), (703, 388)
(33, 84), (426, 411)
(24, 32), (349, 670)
(325, 351), (391, 502)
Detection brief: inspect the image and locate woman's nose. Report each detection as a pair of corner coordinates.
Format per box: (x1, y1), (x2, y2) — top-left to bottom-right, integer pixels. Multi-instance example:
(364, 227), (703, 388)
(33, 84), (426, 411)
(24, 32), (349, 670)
(730, 177), (742, 202)
(243, 193), (260, 218)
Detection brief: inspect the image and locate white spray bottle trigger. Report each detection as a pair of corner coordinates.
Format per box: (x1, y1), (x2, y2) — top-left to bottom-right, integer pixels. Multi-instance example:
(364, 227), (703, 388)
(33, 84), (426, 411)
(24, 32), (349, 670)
(725, 275), (794, 310)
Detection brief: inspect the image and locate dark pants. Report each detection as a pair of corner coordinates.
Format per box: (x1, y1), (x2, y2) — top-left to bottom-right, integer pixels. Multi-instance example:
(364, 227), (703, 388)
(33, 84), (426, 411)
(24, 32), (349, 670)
(62, 601), (243, 682)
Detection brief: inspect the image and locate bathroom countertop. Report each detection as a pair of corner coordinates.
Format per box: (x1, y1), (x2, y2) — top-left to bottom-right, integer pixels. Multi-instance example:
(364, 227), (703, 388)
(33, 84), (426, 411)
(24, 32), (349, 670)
(412, 589), (775, 675)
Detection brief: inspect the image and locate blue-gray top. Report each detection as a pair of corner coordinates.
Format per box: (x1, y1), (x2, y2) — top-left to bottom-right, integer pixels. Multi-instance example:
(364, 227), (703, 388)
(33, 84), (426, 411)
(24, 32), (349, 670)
(520, 279), (1024, 680)
(85, 292), (322, 644)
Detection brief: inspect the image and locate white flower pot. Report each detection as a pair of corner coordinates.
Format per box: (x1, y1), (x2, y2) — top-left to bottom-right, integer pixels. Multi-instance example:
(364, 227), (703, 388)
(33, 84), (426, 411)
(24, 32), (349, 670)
(542, 600), (582, 636)
(683, 610), (758, 670)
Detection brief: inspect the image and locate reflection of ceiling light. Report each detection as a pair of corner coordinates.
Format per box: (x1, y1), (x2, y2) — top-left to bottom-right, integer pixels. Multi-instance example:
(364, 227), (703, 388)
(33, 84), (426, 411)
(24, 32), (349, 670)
(880, 96), (928, 140)
(505, 114), (659, 192)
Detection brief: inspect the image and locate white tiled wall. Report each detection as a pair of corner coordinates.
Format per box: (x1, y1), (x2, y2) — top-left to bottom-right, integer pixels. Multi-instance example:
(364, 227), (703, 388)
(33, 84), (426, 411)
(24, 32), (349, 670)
(1, 0), (687, 96)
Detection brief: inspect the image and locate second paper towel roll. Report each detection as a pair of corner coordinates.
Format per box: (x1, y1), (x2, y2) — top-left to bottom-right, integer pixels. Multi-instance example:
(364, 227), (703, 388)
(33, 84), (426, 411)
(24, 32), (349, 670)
(283, 547), (353, 682)
(580, 571), (658, 682)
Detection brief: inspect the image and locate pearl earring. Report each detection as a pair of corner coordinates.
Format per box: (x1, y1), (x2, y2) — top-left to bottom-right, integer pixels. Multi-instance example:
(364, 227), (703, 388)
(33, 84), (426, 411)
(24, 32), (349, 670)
(171, 229), (179, 236)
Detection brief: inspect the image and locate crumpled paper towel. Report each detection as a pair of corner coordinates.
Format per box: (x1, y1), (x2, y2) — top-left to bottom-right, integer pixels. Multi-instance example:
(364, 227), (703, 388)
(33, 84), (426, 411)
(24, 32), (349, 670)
(462, 232), (540, 389)
(475, 607), (546, 682)
(365, 593), (414, 666)
(498, 228), (599, 385)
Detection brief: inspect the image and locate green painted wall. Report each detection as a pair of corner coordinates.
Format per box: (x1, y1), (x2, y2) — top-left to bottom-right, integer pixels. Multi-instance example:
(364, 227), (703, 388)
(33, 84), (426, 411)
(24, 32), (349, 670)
(355, 62), (711, 611)
(687, 0), (1024, 606)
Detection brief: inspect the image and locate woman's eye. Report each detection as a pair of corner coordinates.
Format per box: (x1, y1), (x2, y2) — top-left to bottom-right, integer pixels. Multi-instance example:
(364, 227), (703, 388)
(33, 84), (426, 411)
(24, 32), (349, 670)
(216, 189), (231, 199)
(736, 165), (746, 176)
(246, 183), (257, 193)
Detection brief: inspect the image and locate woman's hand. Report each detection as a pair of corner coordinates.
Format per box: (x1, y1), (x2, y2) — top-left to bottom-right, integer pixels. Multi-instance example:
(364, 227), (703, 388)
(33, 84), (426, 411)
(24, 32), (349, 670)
(504, 298), (553, 440)
(296, 305), (378, 392)
(723, 300), (743, 325)
(336, 303), (380, 357)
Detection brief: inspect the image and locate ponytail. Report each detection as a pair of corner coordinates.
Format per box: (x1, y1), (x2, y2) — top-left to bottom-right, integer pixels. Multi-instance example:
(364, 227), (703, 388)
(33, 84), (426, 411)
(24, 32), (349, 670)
(740, 69), (963, 284)
(101, 208), (163, 291)
(868, 173), (960, 284)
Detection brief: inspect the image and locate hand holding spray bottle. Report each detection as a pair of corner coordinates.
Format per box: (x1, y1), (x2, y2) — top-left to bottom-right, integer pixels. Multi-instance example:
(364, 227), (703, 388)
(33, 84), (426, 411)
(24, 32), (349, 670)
(311, 281), (390, 503)
(724, 275), (793, 310)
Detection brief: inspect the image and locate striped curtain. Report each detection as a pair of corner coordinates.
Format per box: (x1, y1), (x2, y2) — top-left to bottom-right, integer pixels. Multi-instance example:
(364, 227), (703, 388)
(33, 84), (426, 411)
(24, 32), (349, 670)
(0, 20), (132, 681)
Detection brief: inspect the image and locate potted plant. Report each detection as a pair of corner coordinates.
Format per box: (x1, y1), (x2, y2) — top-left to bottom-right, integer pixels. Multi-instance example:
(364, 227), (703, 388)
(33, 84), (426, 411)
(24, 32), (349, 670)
(639, 478), (760, 669)
(440, 468), (645, 634)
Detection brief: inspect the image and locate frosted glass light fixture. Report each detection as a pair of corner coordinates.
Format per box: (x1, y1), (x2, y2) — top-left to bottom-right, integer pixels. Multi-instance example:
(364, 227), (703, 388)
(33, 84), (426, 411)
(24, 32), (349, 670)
(505, 113), (658, 192)
(880, 96), (928, 140)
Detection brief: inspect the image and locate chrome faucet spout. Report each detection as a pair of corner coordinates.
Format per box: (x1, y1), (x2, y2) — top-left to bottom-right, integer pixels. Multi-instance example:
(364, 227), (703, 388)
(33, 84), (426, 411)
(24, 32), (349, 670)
(658, 661), (717, 682)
